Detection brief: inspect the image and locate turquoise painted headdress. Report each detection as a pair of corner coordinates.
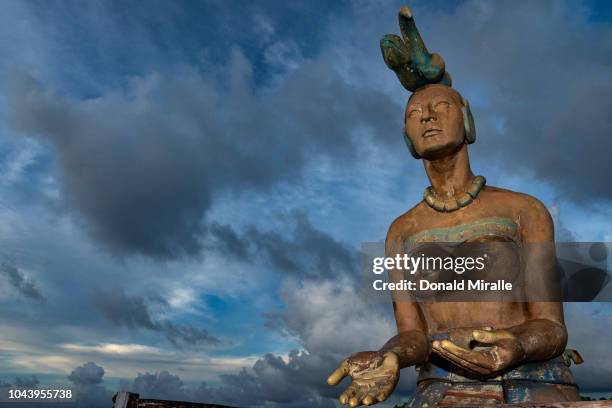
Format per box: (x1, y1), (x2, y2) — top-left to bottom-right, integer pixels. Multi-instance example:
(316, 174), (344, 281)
(380, 6), (452, 92)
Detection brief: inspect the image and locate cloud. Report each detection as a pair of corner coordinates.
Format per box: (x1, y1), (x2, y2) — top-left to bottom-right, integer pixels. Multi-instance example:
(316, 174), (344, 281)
(61, 343), (160, 356)
(6, 44), (397, 260)
(209, 210), (358, 280)
(267, 278), (394, 355)
(213, 350), (337, 408)
(161, 322), (221, 349)
(68, 361), (104, 386)
(123, 370), (188, 402)
(207, 222), (252, 263)
(67, 362), (113, 408)
(248, 211), (358, 279)
(93, 289), (220, 348)
(0, 262), (44, 301)
(117, 352), (336, 408)
(565, 303), (612, 392)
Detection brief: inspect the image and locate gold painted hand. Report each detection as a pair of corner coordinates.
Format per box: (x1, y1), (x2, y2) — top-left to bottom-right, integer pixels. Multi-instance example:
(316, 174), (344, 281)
(432, 328), (526, 376)
(327, 351), (399, 407)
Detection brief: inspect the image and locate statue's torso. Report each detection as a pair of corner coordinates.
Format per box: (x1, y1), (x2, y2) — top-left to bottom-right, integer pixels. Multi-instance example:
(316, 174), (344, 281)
(396, 191), (579, 406)
(394, 186), (540, 335)
(405, 216), (528, 334)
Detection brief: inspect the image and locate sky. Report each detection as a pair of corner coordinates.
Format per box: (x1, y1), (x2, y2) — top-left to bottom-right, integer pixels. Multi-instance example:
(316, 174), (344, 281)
(0, 0), (611, 407)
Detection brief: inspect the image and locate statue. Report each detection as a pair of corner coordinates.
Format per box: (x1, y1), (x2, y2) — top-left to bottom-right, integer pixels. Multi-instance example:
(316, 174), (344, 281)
(327, 7), (582, 407)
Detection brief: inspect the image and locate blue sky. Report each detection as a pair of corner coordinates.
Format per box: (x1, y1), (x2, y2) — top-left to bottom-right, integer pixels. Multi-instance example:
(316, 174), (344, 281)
(0, 1), (611, 407)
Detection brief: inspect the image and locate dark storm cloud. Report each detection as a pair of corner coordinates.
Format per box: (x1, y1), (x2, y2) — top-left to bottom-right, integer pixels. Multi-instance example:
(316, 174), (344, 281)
(207, 222), (252, 263)
(209, 210), (358, 279)
(93, 289), (220, 348)
(93, 288), (156, 330)
(565, 304), (612, 392)
(161, 322), (220, 348)
(213, 351), (337, 408)
(7, 46), (397, 259)
(248, 211), (357, 278)
(68, 362), (104, 386)
(0, 262), (44, 301)
(122, 371), (187, 401)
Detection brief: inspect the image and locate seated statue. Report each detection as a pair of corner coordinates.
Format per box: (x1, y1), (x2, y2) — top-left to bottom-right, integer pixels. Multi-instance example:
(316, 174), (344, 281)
(327, 7), (581, 407)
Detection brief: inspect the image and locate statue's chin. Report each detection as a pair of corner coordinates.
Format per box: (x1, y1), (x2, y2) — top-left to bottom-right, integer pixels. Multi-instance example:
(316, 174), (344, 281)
(420, 140), (465, 161)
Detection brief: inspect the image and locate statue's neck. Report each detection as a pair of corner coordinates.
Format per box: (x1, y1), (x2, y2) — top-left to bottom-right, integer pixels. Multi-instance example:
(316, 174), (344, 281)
(423, 145), (474, 199)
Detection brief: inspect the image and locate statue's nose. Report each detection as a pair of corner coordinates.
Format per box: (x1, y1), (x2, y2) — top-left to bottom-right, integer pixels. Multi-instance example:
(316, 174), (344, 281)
(421, 108), (436, 123)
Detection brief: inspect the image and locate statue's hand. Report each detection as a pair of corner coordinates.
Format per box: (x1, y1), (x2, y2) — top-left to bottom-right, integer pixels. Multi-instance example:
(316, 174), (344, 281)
(327, 351), (399, 407)
(432, 328), (526, 376)
(379, 6), (449, 92)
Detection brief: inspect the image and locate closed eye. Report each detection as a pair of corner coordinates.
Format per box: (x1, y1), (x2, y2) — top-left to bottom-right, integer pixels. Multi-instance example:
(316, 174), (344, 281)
(408, 109), (421, 118)
(434, 101), (450, 111)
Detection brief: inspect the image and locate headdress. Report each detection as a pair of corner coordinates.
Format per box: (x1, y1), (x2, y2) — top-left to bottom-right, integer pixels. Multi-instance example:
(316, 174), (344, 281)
(380, 7), (475, 159)
(380, 6), (451, 92)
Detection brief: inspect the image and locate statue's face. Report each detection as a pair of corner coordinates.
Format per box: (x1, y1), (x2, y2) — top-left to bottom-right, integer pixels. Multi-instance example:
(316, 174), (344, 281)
(405, 85), (466, 159)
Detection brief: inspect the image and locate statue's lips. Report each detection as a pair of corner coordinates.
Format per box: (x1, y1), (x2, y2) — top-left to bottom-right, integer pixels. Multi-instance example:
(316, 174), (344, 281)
(422, 128), (442, 138)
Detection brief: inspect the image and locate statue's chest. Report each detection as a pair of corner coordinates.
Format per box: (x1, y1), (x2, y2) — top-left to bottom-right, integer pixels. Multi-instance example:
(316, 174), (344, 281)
(404, 217), (519, 249)
(402, 217), (522, 299)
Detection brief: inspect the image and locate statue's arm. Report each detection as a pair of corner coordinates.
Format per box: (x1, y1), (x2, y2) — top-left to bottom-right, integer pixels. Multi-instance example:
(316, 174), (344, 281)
(509, 197), (567, 362)
(379, 302), (430, 368)
(379, 221), (430, 368)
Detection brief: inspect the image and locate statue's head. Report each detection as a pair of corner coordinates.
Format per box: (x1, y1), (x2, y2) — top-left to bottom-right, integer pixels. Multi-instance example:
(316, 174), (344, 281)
(403, 84), (475, 160)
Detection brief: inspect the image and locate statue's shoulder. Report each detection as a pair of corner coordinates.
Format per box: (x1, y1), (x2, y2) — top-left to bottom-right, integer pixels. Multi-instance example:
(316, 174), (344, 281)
(481, 185), (552, 222)
(386, 201), (429, 242)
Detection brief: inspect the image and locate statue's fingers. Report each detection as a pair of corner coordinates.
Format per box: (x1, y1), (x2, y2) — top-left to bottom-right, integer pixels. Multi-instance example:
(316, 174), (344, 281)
(340, 382), (358, 405)
(438, 340), (483, 362)
(432, 341), (491, 375)
(380, 34), (411, 70)
(397, 6), (427, 59)
(395, 6), (446, 83)
(376, 391), (389, 402)
(399, 6), (412, 19)
(472, 330), (498, 344)
(348, 383), (372, 408)
(374, 379), (397, 402)
(438, 340), (498, 371)
(473, 329), (515, 345)
(435, 347), (491, 375)
(362, 395), (375, 405)
(327, 360), (349, 386)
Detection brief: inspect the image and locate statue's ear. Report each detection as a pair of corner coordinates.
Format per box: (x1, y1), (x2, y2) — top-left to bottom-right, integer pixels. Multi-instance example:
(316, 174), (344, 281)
(403, 128), (421, 159)
(462, 97), (476, 144)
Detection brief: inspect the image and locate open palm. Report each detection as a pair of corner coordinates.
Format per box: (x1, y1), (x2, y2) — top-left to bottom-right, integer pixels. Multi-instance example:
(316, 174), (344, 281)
(327, 351), (399, 407)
